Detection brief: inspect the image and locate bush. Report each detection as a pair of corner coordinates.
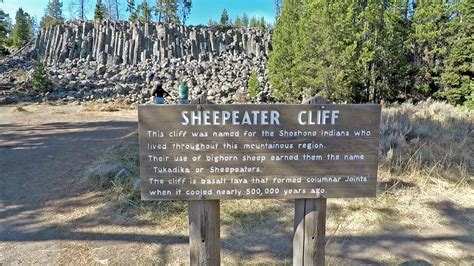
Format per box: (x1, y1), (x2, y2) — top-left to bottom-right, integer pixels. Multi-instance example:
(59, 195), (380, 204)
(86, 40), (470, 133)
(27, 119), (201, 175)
(248, 70), (260, 101)
(31, 58), (51, 91)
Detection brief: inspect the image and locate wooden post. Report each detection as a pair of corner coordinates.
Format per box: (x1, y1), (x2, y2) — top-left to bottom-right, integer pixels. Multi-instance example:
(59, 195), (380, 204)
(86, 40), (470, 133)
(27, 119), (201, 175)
(294, 96), (329, 266)
(189, 200), (220, 265)
(293, 198), (327, 265)
(188, 92), (220, 266)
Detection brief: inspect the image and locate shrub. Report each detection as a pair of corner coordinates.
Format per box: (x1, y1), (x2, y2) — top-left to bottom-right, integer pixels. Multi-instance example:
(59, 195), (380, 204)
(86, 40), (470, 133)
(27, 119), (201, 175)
(248, 70), (260, 101)
(31, 58), (51, 91)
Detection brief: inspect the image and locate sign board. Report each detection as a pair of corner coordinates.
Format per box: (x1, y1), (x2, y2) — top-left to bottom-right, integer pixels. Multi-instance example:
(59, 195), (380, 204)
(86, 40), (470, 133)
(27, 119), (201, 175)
(139, 104), (381, 200)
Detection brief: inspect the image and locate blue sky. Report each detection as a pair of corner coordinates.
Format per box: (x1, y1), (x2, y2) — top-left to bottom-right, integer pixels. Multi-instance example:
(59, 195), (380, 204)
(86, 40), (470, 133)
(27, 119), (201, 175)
(1, 0), (276, 26)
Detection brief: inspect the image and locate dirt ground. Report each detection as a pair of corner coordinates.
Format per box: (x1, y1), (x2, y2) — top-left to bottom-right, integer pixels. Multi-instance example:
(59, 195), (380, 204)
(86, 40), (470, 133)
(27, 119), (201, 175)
(0, 103), (472, 265)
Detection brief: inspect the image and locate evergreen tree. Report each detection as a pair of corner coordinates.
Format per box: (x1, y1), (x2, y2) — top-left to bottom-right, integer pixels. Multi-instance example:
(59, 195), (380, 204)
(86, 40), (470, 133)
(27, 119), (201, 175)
(248, 70), (260, 100)
(275, 0), (282, 18)
(0, 9), (11, 43)
(156, 0), (179, 23)
(268, 0), (303, 102)
(94, 0), (107, 21)
(258, 17), (267, 30)
(249, 16), (258, 28)
(294, 0), (359, 102)
(71, 0), (88, 20)
(138, 0), (152, 22)
(208, 18), (217, 27)
(0, 8), (11, 54)
(31, 58), (52, 91)
(41, 0), (64, 28)
(11, 8), (32, 47)
(220, 8), (229, 26)
(127, 0), (154, 23)
(441, 0), (474, 107)
(356, 0), (412, 102)
(242, 13), (249, 27)
(178, 0), (192, 24)
(411, 1), (449, 97)
(234, 16), (242, 28)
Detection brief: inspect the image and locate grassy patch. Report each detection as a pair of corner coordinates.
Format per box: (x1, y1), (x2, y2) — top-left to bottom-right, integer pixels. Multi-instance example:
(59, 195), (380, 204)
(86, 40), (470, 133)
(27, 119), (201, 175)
(82, 100), (136, 112)
(87, 100), (473, 263)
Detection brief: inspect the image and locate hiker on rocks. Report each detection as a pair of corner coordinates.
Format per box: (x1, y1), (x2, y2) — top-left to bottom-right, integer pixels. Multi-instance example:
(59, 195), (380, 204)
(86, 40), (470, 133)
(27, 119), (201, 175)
(146, 69), (155, 86)
(151, 81), (169, 104)
(178, 80), (189, 104)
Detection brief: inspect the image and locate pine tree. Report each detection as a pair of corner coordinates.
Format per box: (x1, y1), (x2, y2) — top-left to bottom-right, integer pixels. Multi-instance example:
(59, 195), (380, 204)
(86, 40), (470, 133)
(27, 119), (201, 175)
(41, 0), (64, 28)
(441, 0), (474, 107)
(178, 0), (192, 24)
(268, 0), (304, 102)
(293, 0), (359, 102)
(138, 0), (152, 22)
(208, 18), (217, 27)
(0, 9), (11, 43)
(234, 16), (242, 28)
(249, 16), (258, 28)
(11, 8), (32, 47)
(220, 8), (229, 26)
(0, 8), (11, 54)
(411, 1), (449, 97)
(156, 0), (179, 24)
(31, 58), (52, 91)
(94, 0), (107, 21)
(248, 70), (260, 100)
(71, 0), (88, 20)
(242, 13), (249, 27)
(258, 17), (267, 30)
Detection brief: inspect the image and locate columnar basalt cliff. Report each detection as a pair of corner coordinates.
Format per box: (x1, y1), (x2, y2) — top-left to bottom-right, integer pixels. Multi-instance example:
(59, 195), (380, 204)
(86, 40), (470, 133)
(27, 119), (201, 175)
(34, 21), (272, 65)
(1, 21), (274, 105)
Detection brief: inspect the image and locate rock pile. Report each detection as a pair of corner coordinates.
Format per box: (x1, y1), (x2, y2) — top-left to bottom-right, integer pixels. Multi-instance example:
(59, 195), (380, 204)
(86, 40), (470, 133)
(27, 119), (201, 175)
(0, 21), (274, 105)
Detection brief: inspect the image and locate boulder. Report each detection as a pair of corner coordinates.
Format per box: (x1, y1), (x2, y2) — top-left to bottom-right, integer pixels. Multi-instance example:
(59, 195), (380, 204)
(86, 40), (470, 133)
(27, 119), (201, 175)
(88, 163), (123, 187)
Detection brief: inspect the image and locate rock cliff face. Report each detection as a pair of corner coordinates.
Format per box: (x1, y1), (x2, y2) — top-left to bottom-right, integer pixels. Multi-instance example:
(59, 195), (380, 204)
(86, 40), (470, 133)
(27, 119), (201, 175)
(35, 21), (272, 66)
(1, 21), (274, 105)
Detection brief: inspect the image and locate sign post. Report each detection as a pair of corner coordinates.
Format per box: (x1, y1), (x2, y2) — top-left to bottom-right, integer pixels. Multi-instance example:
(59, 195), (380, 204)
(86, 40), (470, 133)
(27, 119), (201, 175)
(187, 93), (220, 266)
(294, 96), (329, 266)
(138, 97), (381, 265)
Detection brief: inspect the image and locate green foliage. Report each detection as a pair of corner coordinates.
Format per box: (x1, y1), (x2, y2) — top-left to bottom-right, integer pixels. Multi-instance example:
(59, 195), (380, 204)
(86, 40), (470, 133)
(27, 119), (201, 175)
(268, 0), (473, 106)
(249, 16), (269, 31)
(178, 0), (192, 24)
(94, 0), (107, 21)
(440, 1), (474, 107)
(242, 13), (249, 27)
(31, 58), (52, 91)
(208, 18), (217, 27)
(220, 8), (229, 26)
(248, 70), (260, 100)
(156, 0), (178, 23)
(0, 8), (11, 50)
(234, 16), (242, 28)
(40, 0), (64, 28)
(127, 0), (191, 24)
(411, 1), (449, 97)
(268, 0), (303, 102)
(10, 8), (33, 47)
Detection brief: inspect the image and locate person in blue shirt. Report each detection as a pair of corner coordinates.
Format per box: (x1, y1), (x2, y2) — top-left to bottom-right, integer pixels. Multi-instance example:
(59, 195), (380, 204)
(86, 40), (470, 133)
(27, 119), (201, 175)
(151, 81), (170, 104)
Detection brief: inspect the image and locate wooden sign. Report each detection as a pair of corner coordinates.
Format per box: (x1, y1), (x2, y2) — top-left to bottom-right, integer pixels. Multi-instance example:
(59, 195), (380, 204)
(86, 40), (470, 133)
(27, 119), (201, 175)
(139, 104), (381, 200)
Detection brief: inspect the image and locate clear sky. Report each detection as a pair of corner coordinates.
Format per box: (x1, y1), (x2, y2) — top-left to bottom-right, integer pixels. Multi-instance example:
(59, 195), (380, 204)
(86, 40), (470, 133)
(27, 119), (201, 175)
(1, 0), (276, 26)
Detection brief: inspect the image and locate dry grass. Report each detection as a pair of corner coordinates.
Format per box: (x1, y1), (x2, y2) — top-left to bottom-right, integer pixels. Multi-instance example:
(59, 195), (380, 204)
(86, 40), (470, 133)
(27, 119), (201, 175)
(88, 100), (473, 263)
(81, 100), (136, 112)
(10, 106), (30, 113)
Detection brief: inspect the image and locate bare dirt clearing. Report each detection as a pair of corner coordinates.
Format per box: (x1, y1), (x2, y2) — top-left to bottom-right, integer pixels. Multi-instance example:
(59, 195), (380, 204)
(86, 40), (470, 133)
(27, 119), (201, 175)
(0, 103), (473, 265)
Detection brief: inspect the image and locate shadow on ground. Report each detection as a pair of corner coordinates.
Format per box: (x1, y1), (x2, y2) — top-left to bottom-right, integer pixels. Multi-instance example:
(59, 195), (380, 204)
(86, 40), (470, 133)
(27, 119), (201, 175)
(1, 120), (473, 264)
